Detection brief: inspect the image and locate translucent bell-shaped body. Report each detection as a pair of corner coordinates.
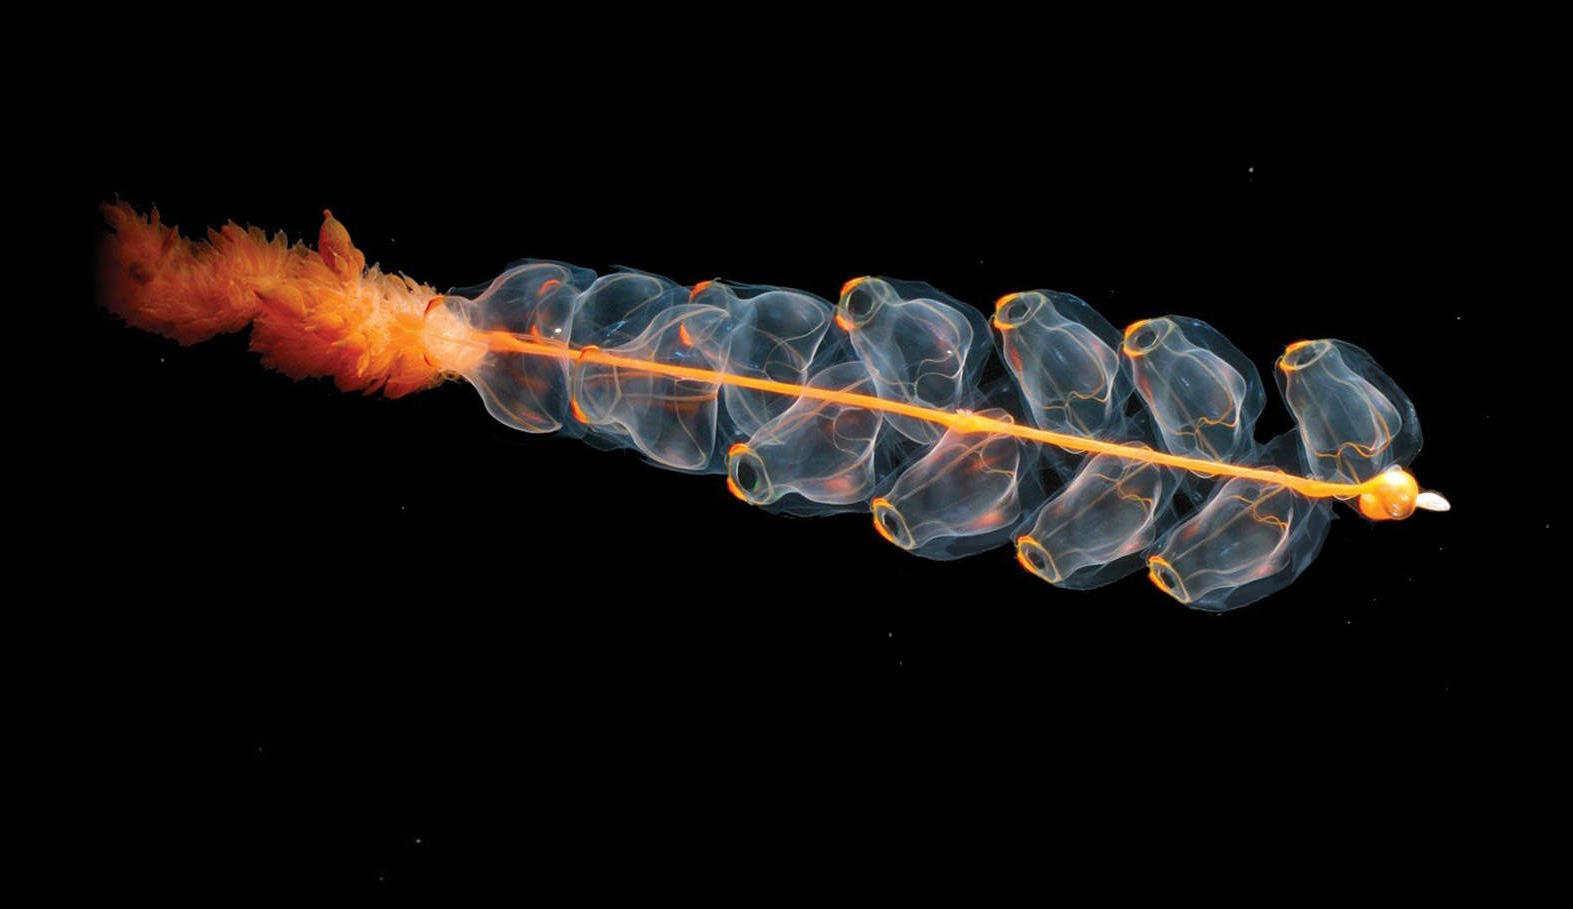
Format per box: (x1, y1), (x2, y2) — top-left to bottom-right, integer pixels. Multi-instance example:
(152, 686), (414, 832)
(451, 260), (594, 433)
(1275, 338), (1422, 483)
(993, 290), (1129, 437)
(1145, 478), (1332, 612)
(871, 409), (1023, 556)
(708, 284), (835, 436)
(1122, 316), (1265, 465)
(725, 361), (882, 506)
(571, 271), (687, 349)
(836, 277), (979, 443)
(570, 304), (732, 471)
(1016, 452), (1175, 590)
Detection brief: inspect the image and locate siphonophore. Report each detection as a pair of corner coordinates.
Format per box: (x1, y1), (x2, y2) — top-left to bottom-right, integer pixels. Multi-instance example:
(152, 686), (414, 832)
(98, 204), (1449, 611)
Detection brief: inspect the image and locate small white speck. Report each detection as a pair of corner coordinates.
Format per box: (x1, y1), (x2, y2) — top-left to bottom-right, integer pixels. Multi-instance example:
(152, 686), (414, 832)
(1247, 166), (1255, 174)
(159, 357), (166, 364)
(553, 327), (562, 334)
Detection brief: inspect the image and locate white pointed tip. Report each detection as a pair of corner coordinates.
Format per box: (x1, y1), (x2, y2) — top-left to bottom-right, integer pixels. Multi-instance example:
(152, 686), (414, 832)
(1415, 491), (1451, 513)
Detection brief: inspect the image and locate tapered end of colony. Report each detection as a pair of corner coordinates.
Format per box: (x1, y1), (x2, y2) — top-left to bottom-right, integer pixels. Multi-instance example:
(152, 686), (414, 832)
(1356, 468), (1450, 521)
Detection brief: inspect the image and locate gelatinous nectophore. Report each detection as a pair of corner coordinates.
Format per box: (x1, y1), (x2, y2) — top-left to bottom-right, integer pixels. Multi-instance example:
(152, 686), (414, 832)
(98, 204), (1449, 611)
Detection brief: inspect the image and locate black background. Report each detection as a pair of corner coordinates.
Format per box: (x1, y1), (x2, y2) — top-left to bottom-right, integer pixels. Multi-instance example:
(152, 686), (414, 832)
(62, 19), (1542, 896)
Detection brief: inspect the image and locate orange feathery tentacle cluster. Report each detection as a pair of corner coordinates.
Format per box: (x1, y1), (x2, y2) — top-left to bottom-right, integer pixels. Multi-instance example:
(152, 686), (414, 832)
(98, 202), (444, 398)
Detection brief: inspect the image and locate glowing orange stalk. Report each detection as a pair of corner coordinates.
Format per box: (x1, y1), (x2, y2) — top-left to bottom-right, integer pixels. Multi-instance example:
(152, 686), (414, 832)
(446, 327), (1434, 516)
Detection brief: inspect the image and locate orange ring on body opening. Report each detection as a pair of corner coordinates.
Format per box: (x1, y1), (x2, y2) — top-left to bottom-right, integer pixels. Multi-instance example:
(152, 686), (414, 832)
(870, 496), (915, 549)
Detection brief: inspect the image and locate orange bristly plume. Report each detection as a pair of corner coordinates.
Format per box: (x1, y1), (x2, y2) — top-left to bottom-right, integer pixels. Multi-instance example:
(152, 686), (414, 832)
(98, 202), (444, 398)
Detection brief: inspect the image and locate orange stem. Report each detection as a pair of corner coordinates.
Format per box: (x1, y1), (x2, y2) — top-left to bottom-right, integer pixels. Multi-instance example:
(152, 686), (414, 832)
(473, 330), (1387, 500)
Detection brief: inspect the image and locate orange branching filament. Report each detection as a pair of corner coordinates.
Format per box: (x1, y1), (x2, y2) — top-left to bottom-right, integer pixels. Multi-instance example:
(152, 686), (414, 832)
(100, 204), (1449, 611)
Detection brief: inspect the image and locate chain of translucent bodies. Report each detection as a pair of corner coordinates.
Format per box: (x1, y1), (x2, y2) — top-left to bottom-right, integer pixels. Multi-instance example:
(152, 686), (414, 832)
(438, 264), (1427, 611)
